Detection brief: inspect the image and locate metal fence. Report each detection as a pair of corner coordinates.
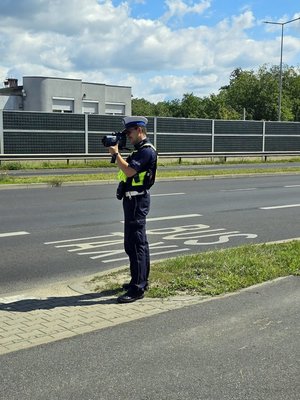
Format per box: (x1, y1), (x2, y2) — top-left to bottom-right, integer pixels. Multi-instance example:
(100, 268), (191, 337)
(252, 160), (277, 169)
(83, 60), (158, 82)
(1, 110), (300, 156)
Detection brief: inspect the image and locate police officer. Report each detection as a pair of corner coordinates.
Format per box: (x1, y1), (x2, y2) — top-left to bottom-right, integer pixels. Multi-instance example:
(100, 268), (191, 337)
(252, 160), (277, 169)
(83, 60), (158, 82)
(109, 116), (157, 303)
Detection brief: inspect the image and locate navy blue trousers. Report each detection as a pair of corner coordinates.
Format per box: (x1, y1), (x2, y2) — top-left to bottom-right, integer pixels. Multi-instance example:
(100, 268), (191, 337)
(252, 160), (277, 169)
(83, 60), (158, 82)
(123, 192), (150, 291)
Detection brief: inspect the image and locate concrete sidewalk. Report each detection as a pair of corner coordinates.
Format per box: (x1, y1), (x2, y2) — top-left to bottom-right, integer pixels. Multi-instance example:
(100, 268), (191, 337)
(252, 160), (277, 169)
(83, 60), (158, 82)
(0, 276), (206, 356)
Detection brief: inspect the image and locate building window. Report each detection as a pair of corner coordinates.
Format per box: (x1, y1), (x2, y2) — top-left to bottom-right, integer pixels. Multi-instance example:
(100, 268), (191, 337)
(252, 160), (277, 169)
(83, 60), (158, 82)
(82, 101), (99, 114)
(105, 103), (125, 115)
(52, 98), (74, 113)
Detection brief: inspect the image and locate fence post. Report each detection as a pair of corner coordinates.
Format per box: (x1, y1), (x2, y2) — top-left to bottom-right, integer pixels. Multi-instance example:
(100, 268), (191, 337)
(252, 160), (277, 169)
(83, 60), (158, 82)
(153, 116), (157, 150)
(0, 110), (4, 155)
(211, 119), (215, 161)
(85, 113), (89, 154)
(262, 120), (266, 161)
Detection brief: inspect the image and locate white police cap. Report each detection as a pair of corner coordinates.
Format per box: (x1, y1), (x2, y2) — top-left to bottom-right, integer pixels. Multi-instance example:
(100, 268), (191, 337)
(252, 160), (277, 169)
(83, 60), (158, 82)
(122, 116), (148, 129)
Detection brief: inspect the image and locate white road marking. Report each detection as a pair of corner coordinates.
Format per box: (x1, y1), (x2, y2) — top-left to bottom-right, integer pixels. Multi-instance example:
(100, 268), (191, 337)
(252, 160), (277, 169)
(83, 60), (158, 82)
(101, 248), (190, 263)
(266, 237), (300, 244)
(220, 188), (257, 192)
(158, 228), (226, 239)
(146, 214), (202, 222)
(284, 185), (300, 188)
(0, 231), (30, 238)
(152, 192), (185, 197)
(58, 239), (124, 251)
(45, 233), (124, 245)
(44, 219), (257, 264)
(260, 204), (300, 210)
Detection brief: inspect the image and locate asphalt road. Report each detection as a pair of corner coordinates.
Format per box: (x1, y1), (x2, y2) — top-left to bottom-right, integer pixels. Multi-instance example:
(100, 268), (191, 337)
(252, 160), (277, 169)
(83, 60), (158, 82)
(1, 275), (299, 400)
(0, 174), (300, 294)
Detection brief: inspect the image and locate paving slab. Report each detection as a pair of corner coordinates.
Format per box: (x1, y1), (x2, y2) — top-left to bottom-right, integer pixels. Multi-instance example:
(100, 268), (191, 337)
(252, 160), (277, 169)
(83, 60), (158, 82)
(0, 276), (207, 355)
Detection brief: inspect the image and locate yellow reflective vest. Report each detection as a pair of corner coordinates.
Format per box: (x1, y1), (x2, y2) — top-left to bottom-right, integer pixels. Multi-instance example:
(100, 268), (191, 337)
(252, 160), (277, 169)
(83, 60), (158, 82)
(117, 142), (157, 190)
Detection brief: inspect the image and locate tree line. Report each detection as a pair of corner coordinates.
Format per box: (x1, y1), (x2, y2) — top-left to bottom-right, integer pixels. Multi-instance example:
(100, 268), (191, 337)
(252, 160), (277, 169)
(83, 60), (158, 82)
(132, 65), (300, 121)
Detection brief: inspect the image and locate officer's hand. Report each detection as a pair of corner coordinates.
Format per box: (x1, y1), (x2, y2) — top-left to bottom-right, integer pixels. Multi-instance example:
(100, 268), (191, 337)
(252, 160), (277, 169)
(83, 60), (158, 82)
(109, 144), (119, 156)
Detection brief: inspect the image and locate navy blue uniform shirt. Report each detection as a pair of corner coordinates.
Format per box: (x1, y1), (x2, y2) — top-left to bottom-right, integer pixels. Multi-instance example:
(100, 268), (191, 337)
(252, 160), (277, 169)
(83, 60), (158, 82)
(126, 138), (157, 191)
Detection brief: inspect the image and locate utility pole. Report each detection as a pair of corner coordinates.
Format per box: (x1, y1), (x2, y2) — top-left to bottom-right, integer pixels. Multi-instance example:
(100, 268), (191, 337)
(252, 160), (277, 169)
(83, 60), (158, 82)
(264, 17), (300, 121)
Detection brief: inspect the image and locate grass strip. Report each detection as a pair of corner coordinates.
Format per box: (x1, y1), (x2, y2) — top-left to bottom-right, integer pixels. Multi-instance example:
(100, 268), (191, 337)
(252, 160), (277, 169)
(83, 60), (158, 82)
(0, 173), (117, 185)
(90, 241), (300, 298)
(0, 160), (112, 170)
(1, 157), (300, 170)
(1, 166), (300, 185)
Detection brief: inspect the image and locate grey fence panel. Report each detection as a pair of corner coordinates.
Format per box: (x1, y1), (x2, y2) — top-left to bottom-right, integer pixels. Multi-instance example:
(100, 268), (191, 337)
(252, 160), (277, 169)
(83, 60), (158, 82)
(88, 115), (155, 132)
(88, 115), (124, 132)
(4, 131), (85, 154)
(265, 122), (300, 151)
(88, 132), (107, 154)
(265, 122), (300, 135)
(156, 117), (212, 153)
(215, 120), (263, 135)
(3, 111), (85, 154)
(214, 136), (262, 152)
(3, 111), (85, 131)
(265, 136), (300, 151)
(214, 120), (263, 151)
(157, 134), (212, 152)
(157, 117), (212, 134)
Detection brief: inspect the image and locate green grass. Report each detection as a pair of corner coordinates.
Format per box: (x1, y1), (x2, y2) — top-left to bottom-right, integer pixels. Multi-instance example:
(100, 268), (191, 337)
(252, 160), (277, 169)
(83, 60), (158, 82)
(0, 160), (113, 170)
(160, 156), (300, 166)
(90, 241), (300, 298)
(1, 156), (300, 171)
(157, 166), (300, 178)
(0, 172), (117, 185)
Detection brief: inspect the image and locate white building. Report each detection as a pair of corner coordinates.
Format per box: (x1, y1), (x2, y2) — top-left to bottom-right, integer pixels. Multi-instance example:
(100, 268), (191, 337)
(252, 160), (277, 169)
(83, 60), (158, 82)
(0, 76), (132, 115)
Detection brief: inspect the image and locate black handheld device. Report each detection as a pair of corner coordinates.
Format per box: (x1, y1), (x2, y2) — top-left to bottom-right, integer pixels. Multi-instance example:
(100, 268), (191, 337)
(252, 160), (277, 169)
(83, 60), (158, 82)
(102, 131), (127, 163)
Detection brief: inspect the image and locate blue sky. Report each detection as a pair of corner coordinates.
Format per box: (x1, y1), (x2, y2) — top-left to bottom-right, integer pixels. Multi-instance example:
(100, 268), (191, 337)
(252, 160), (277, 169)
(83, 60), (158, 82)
(117, 0), (299, 28)
(0, 0), (299, 102)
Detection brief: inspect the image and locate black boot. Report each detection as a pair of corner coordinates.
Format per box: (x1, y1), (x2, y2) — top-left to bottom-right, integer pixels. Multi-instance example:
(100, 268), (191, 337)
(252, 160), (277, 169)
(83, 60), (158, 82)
(117, 289), (144, 304)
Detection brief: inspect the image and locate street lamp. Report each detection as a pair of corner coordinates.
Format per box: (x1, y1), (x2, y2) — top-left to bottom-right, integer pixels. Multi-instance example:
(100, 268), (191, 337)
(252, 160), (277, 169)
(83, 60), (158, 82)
(264, 17), (300, 121)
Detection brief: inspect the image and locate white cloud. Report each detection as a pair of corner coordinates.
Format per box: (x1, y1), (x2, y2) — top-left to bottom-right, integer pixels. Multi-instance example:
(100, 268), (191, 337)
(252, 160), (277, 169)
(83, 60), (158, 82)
(149, 72), (218, 97)
(162, 0), (211, 22)
(0, 1), (299, 102)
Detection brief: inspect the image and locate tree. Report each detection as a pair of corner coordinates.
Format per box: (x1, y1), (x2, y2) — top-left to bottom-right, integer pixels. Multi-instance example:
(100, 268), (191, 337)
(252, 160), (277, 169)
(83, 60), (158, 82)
(201, 94), (240, 120)
(167, 98), (182, 118)
(132, 98), (156, 116)
(220, 68), (261, 119)
(281, 66), (300, 121)
(220, 64), (300, 121)
(131, 65), (300, 121)
(179, 93), (205, 118)
(154, 101), (173, 116)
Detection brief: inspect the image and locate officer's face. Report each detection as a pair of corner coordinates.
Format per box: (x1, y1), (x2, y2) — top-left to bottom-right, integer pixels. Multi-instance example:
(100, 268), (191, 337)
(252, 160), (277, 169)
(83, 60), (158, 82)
(126, 126), (142, 145)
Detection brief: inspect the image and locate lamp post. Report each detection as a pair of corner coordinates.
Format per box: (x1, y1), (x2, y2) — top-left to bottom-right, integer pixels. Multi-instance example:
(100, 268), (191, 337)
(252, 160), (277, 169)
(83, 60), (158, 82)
(264, 17), (300, 121)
